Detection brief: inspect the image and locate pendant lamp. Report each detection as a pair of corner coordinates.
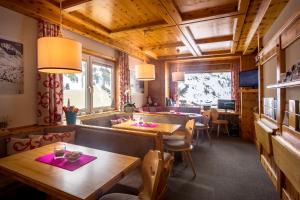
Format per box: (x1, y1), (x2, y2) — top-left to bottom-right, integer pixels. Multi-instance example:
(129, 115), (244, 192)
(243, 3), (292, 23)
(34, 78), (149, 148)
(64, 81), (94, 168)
(135, 63), (155, 81)
(172, 71), (184, 81)
(37, 0), (82, 74)
(172, 64), (184, 82)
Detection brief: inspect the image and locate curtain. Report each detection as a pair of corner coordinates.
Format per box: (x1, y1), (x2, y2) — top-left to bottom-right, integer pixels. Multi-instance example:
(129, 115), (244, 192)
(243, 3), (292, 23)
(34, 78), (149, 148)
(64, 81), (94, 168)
(231, 63), (240, 112)
(118, 51), (130, 110)
(37, 20), (64, 125)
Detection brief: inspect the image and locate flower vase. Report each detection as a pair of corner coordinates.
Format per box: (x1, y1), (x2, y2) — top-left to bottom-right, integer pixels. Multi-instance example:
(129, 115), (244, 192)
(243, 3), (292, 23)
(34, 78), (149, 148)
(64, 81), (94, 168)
(65, 111), (77, 125)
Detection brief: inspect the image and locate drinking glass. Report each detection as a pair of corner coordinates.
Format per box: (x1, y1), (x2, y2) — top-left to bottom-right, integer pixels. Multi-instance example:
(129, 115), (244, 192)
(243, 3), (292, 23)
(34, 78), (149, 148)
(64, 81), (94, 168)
(53, 144), (66, 159)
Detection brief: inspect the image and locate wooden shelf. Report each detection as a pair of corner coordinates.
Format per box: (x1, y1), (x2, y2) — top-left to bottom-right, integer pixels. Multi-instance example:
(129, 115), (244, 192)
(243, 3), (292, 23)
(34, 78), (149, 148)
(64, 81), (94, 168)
(267, 80), (300, 89)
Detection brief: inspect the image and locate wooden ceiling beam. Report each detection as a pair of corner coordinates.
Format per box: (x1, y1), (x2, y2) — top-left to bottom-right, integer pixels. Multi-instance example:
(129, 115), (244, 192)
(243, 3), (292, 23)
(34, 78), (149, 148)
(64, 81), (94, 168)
(242, 0), (272, 54)
(142, 35), (233, 51)
(110, 20), (169, 36)
(157, 0), (202, 56)
(0, 0), (146, 60)
(158, 53), (194, 60)
(181, 2), (238, 23)
(69, 11), (111, 33)
(164, 53), (242, 62)
(202, 50), (231, 56)
(231, 0), (250, 54)
(63, 0), (92, 12)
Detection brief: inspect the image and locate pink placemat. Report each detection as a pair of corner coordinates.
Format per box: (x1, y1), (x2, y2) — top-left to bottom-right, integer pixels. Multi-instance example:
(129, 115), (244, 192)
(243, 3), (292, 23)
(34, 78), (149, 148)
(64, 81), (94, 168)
(131, 123), (157, 128)
(35, 152), (97, 171)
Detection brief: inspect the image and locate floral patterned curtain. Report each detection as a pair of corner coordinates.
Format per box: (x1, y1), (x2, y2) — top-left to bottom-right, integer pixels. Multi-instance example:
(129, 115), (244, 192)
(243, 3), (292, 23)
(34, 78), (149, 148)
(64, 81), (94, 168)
(37, 20), (64, 125)
(118, 51), (130, 110)
(231, 63), (240, 111)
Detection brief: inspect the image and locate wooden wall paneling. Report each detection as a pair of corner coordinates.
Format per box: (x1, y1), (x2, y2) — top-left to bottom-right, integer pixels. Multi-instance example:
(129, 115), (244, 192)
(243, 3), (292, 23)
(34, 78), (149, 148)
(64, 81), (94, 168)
(281, 13), (300, 49)
(148, 60), (166, 106)
(276, 39), (286, 132)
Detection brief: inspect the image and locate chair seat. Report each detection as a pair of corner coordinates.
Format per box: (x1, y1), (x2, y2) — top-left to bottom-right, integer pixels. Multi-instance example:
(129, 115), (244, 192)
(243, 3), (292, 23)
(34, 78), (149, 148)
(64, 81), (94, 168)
(99, 193), (138, 200)
(165, 140), (192, 151)
(195, 122), (209, 129)
(163, 130), (186, 141)
(212, 120), (228, 124)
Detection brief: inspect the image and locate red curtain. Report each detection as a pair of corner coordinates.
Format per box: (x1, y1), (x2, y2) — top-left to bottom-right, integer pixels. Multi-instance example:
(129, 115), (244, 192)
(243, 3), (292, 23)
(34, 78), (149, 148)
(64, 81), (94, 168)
(118, 51), (130, 110)
(231, 63), (240, 111)
(37, 20), (64, 125)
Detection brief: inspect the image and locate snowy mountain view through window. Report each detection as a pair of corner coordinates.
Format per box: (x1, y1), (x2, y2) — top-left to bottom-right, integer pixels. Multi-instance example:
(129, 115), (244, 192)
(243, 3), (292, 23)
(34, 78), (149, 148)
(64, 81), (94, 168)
(178, 72), (231, 106)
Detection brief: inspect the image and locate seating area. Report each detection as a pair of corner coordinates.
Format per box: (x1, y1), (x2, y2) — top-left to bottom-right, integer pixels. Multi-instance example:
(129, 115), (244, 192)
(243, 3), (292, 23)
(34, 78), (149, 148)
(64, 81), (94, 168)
(0, 0), (300, 200)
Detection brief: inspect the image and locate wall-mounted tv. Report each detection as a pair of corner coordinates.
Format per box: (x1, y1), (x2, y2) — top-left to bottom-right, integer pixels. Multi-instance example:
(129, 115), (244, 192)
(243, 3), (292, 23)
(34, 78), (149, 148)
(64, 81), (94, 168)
(239, 69), (258, 88)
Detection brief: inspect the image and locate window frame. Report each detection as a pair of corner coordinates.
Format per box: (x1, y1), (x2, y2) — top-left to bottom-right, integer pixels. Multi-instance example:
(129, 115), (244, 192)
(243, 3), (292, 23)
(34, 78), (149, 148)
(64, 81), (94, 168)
(90, 56), (115, 113)
(63, 53), (115, 115)
(178, 71), (232, 106)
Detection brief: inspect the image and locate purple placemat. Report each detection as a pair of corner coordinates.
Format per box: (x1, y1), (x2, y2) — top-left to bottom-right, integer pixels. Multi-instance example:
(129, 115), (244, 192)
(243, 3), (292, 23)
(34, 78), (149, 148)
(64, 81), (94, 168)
(131, 123), (157, 128)
(35, 152), (97, 171)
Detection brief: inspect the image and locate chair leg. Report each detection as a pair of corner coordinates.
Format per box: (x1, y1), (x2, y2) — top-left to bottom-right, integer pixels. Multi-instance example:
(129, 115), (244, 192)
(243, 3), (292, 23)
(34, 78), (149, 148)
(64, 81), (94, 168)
(186, 151), (196, 177)
(181, 152), (188, 168)
(207, 129), (212, 146)
(217, 124), (220, 137)
(225, 124), (230, 136)
(196, 129), (199, 147)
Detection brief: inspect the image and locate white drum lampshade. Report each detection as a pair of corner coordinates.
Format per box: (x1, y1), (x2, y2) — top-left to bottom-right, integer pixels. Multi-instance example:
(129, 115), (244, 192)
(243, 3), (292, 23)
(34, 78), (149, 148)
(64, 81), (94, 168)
(38, 37), (82, 73)
(172, 71), (184, 82)
(135, 63), (155, 81)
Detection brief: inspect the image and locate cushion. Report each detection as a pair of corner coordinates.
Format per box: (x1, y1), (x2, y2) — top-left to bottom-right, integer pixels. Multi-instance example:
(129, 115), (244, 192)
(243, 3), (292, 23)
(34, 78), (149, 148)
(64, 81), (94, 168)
(29, 134), (60, 146)
(110, 119), (123, 126)
(100, 193), (138, 200)
(164, 140), (191, 151)
(163, 130), (186, 141)
(6, 137), (42, 155)
(47, 131), (76, 144)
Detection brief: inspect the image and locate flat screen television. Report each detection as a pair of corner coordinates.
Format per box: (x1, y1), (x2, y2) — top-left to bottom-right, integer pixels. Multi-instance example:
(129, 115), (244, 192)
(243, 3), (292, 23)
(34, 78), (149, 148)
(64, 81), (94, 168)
(218, 99), (236, 111)
(239, 69), (258, 88)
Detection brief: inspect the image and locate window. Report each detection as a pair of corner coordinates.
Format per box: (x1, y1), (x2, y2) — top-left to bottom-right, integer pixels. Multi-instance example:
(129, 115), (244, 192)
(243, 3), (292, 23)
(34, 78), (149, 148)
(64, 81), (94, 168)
(63, 54), (115, 114)
(178, 72), (231, 106)
(63, 61), (87, 111)
(92, 63), (113, 108)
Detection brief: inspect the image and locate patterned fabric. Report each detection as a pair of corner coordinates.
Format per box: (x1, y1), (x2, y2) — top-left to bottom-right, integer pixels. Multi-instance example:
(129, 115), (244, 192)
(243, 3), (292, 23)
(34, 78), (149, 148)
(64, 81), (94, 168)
(37, 20), (64, 125)
(47, 131), (76, 144)
(6, 137), (42, 155)
(231, 63), (240, 111)
(118, 51), (130, 110)
(29, 134), (60, 146)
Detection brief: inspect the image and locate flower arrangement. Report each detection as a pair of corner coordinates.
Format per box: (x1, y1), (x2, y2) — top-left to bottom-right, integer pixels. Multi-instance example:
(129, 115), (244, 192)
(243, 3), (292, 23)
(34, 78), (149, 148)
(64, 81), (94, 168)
(63, 106), (79, 113)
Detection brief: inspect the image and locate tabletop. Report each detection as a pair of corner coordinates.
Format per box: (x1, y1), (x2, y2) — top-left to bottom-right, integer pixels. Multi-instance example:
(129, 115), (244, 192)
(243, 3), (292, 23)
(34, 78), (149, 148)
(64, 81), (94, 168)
(112, 120), (181, 135)
(0, 142), (141, 200)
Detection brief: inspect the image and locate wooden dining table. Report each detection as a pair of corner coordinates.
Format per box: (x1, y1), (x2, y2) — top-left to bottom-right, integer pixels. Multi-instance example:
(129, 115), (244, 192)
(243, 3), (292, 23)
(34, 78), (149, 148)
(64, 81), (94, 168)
(0, 142), (141, 200)
(112, 120), (181, 136)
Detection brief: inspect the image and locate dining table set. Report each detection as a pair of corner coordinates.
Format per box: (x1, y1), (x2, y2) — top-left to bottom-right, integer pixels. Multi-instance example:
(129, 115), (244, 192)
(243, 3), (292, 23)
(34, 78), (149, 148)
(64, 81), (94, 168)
(0, 111), (200, 200)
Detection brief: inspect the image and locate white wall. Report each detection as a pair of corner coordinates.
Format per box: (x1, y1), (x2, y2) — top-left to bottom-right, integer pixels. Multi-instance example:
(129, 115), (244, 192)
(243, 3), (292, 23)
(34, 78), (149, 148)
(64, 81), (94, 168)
(0, 6), (38, 128)
(128, 56), (148, 108)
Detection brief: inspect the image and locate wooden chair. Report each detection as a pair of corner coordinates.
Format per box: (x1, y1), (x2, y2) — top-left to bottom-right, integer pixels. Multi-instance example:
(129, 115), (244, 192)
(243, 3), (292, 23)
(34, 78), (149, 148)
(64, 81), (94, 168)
(164, 119), (197, 177)
(100, 150), (163, 200)
(195, 110), (212, 146)
(210, 108), (229, 136)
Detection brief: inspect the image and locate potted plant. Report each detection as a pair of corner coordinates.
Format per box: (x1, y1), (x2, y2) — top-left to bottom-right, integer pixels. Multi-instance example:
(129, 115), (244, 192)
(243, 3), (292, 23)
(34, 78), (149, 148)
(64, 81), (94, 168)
(63, 106), (79, 125)
(123, 102), (136, 113)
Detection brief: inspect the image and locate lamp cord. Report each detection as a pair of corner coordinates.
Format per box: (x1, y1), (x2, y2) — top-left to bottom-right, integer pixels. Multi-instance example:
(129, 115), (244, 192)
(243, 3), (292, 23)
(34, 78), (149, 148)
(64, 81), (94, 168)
(59, 0), (63, 37)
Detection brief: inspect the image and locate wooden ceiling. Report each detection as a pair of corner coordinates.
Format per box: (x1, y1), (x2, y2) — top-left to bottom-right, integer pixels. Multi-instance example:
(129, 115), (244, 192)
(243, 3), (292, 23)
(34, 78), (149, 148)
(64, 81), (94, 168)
(0, 0), (289, 60)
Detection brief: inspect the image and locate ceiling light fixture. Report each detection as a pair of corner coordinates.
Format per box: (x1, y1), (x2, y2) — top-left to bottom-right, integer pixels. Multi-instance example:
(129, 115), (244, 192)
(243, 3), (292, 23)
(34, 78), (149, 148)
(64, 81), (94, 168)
(135, 31), (155, 81)
(37, 0), (82, 73)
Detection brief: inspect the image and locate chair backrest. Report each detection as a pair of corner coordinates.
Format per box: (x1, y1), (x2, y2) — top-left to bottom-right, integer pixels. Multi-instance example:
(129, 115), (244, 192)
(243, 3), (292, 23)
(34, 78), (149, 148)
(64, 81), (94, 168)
(210, 108), (219, 121)
(185, 119), (195, 144)
(139, 150), (163, 200)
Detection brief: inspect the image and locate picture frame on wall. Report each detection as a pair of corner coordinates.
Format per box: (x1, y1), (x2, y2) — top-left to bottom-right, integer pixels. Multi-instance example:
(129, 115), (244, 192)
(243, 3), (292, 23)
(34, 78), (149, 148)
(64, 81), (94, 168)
(0, 37), (24, 94)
